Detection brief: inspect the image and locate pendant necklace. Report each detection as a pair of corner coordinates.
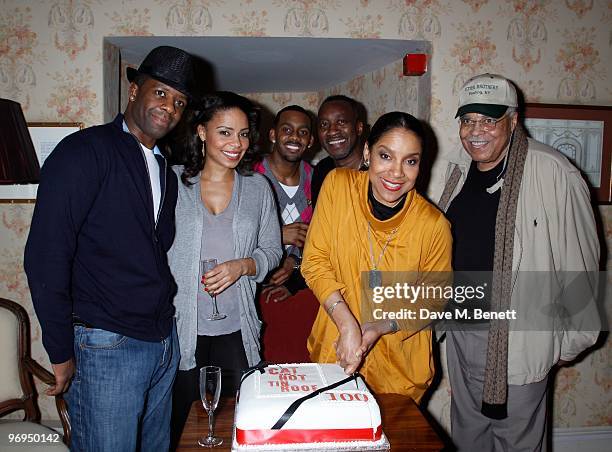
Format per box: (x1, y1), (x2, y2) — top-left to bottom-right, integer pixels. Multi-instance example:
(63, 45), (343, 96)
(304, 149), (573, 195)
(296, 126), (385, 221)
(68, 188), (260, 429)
(367, 222), (398, 288)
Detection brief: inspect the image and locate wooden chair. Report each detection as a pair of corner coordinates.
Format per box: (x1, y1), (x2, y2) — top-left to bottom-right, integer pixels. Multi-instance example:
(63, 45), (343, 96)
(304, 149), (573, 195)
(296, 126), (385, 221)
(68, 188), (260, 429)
(0, 297), (70, 451)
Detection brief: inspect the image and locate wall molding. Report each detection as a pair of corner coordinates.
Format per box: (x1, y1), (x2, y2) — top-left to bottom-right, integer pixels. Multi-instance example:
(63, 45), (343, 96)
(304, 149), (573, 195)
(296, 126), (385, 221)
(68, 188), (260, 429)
(553, 427), (612, 452)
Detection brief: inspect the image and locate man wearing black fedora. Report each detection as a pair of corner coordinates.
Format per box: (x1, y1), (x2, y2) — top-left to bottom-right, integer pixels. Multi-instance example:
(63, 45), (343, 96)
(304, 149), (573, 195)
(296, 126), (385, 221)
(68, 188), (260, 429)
(25, 46), (196, 451)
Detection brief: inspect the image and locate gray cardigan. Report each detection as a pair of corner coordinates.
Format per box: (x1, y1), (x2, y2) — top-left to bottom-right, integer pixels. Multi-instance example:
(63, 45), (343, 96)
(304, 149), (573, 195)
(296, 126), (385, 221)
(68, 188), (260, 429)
(168, 167), (282, 370)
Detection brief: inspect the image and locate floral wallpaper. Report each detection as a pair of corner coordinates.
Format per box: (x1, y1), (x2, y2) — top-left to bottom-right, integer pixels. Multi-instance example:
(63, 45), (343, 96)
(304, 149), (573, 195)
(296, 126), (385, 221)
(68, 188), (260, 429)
(0, 0), (610, 433)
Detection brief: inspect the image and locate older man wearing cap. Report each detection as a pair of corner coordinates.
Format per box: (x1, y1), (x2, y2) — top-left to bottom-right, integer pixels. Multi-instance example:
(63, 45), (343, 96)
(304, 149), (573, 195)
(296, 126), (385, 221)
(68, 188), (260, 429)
(25, 46), (196, 451)
(438, 74), (600, 451)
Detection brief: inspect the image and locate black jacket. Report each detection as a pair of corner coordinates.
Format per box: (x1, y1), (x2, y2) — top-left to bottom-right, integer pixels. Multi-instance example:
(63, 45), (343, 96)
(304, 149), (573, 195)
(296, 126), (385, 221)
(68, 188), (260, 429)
(311, 156), (336, 209)
(24, 115), (178, 363)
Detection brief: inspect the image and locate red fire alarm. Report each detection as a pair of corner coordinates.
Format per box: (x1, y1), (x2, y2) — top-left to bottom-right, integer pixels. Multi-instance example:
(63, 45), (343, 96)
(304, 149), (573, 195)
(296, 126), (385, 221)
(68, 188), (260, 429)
(403, 53), (428, 76)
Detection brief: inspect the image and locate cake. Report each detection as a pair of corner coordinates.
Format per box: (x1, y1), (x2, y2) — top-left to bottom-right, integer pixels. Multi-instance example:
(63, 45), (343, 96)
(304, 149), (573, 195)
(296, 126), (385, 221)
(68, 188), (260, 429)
(232, 363), (389, 451)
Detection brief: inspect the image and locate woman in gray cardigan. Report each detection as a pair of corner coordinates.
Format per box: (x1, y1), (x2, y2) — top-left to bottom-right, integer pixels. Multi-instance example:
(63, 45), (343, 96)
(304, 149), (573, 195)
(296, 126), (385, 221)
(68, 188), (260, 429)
(169, 92), (282, 449)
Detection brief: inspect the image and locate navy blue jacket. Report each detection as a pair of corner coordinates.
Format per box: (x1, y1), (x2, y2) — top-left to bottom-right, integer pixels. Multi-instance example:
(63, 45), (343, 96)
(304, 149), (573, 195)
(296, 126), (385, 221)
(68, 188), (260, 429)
(24, 115), (178, 364)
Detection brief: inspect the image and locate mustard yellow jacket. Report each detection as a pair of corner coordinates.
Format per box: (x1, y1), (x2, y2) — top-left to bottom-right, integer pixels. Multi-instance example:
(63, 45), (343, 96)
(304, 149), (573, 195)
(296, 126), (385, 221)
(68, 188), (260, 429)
(302, 169), (452, 400)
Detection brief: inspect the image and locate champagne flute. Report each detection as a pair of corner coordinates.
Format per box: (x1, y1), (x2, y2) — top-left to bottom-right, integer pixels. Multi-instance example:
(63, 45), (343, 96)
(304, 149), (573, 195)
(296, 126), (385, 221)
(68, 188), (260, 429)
(198, 366), (223, 447)
(200, 259), (227, 321)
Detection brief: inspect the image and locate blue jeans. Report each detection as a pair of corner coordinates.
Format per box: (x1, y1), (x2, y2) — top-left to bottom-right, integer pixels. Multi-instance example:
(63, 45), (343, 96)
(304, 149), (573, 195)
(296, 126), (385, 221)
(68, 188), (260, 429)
(66, 322), (179, 452)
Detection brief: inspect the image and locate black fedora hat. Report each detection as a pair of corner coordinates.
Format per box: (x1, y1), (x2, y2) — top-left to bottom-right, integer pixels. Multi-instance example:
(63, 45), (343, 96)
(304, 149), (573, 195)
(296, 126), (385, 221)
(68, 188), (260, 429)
(127, 46), (196, 102)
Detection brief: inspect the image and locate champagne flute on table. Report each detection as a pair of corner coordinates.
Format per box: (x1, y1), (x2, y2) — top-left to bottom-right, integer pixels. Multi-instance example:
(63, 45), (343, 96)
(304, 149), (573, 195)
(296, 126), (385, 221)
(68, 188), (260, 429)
(201, 258), (227, 321)
(198, 366), (223, 447)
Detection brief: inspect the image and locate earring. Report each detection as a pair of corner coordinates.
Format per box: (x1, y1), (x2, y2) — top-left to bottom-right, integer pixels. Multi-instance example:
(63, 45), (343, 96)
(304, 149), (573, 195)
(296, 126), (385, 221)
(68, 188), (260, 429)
(201, 142), (206, 156)
(364, 159), (370, 168)
(129, 95), (135, 101)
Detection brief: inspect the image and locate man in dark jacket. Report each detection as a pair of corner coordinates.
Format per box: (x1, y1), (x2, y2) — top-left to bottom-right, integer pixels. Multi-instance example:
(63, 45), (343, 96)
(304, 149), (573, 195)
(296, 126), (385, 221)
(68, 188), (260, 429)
(311, 95), (364, 207)
(24, 46), (195, 451)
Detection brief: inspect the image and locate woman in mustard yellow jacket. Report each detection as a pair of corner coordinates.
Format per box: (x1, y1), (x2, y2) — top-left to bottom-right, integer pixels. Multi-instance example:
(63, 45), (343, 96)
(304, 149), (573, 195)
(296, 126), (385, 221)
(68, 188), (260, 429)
(302, 111), (452, 401)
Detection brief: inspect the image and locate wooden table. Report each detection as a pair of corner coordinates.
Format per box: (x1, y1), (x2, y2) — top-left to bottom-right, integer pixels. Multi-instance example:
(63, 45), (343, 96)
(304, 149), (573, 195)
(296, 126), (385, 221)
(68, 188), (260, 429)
(177, 394), (443, 451)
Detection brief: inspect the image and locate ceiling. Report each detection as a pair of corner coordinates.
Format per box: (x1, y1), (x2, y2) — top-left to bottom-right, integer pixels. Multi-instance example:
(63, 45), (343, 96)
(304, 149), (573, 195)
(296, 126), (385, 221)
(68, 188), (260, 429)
(105, 36), (428, 93)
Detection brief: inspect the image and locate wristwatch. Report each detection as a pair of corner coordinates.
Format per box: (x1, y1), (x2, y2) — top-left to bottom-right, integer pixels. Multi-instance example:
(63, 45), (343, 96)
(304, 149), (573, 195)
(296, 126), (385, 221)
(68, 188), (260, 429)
(291, 255), (302, 270)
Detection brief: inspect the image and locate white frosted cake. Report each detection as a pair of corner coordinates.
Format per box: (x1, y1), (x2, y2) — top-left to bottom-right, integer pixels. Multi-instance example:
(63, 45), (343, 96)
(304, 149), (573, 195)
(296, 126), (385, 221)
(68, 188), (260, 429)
(232, 363), (389, 451)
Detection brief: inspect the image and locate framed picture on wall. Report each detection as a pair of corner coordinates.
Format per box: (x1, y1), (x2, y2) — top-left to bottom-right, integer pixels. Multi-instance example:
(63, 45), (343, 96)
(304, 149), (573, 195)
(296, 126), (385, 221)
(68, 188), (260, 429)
(523, 104), (612, 204)
(27, 122), (83, 168)
(0, 122), (83, 203)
